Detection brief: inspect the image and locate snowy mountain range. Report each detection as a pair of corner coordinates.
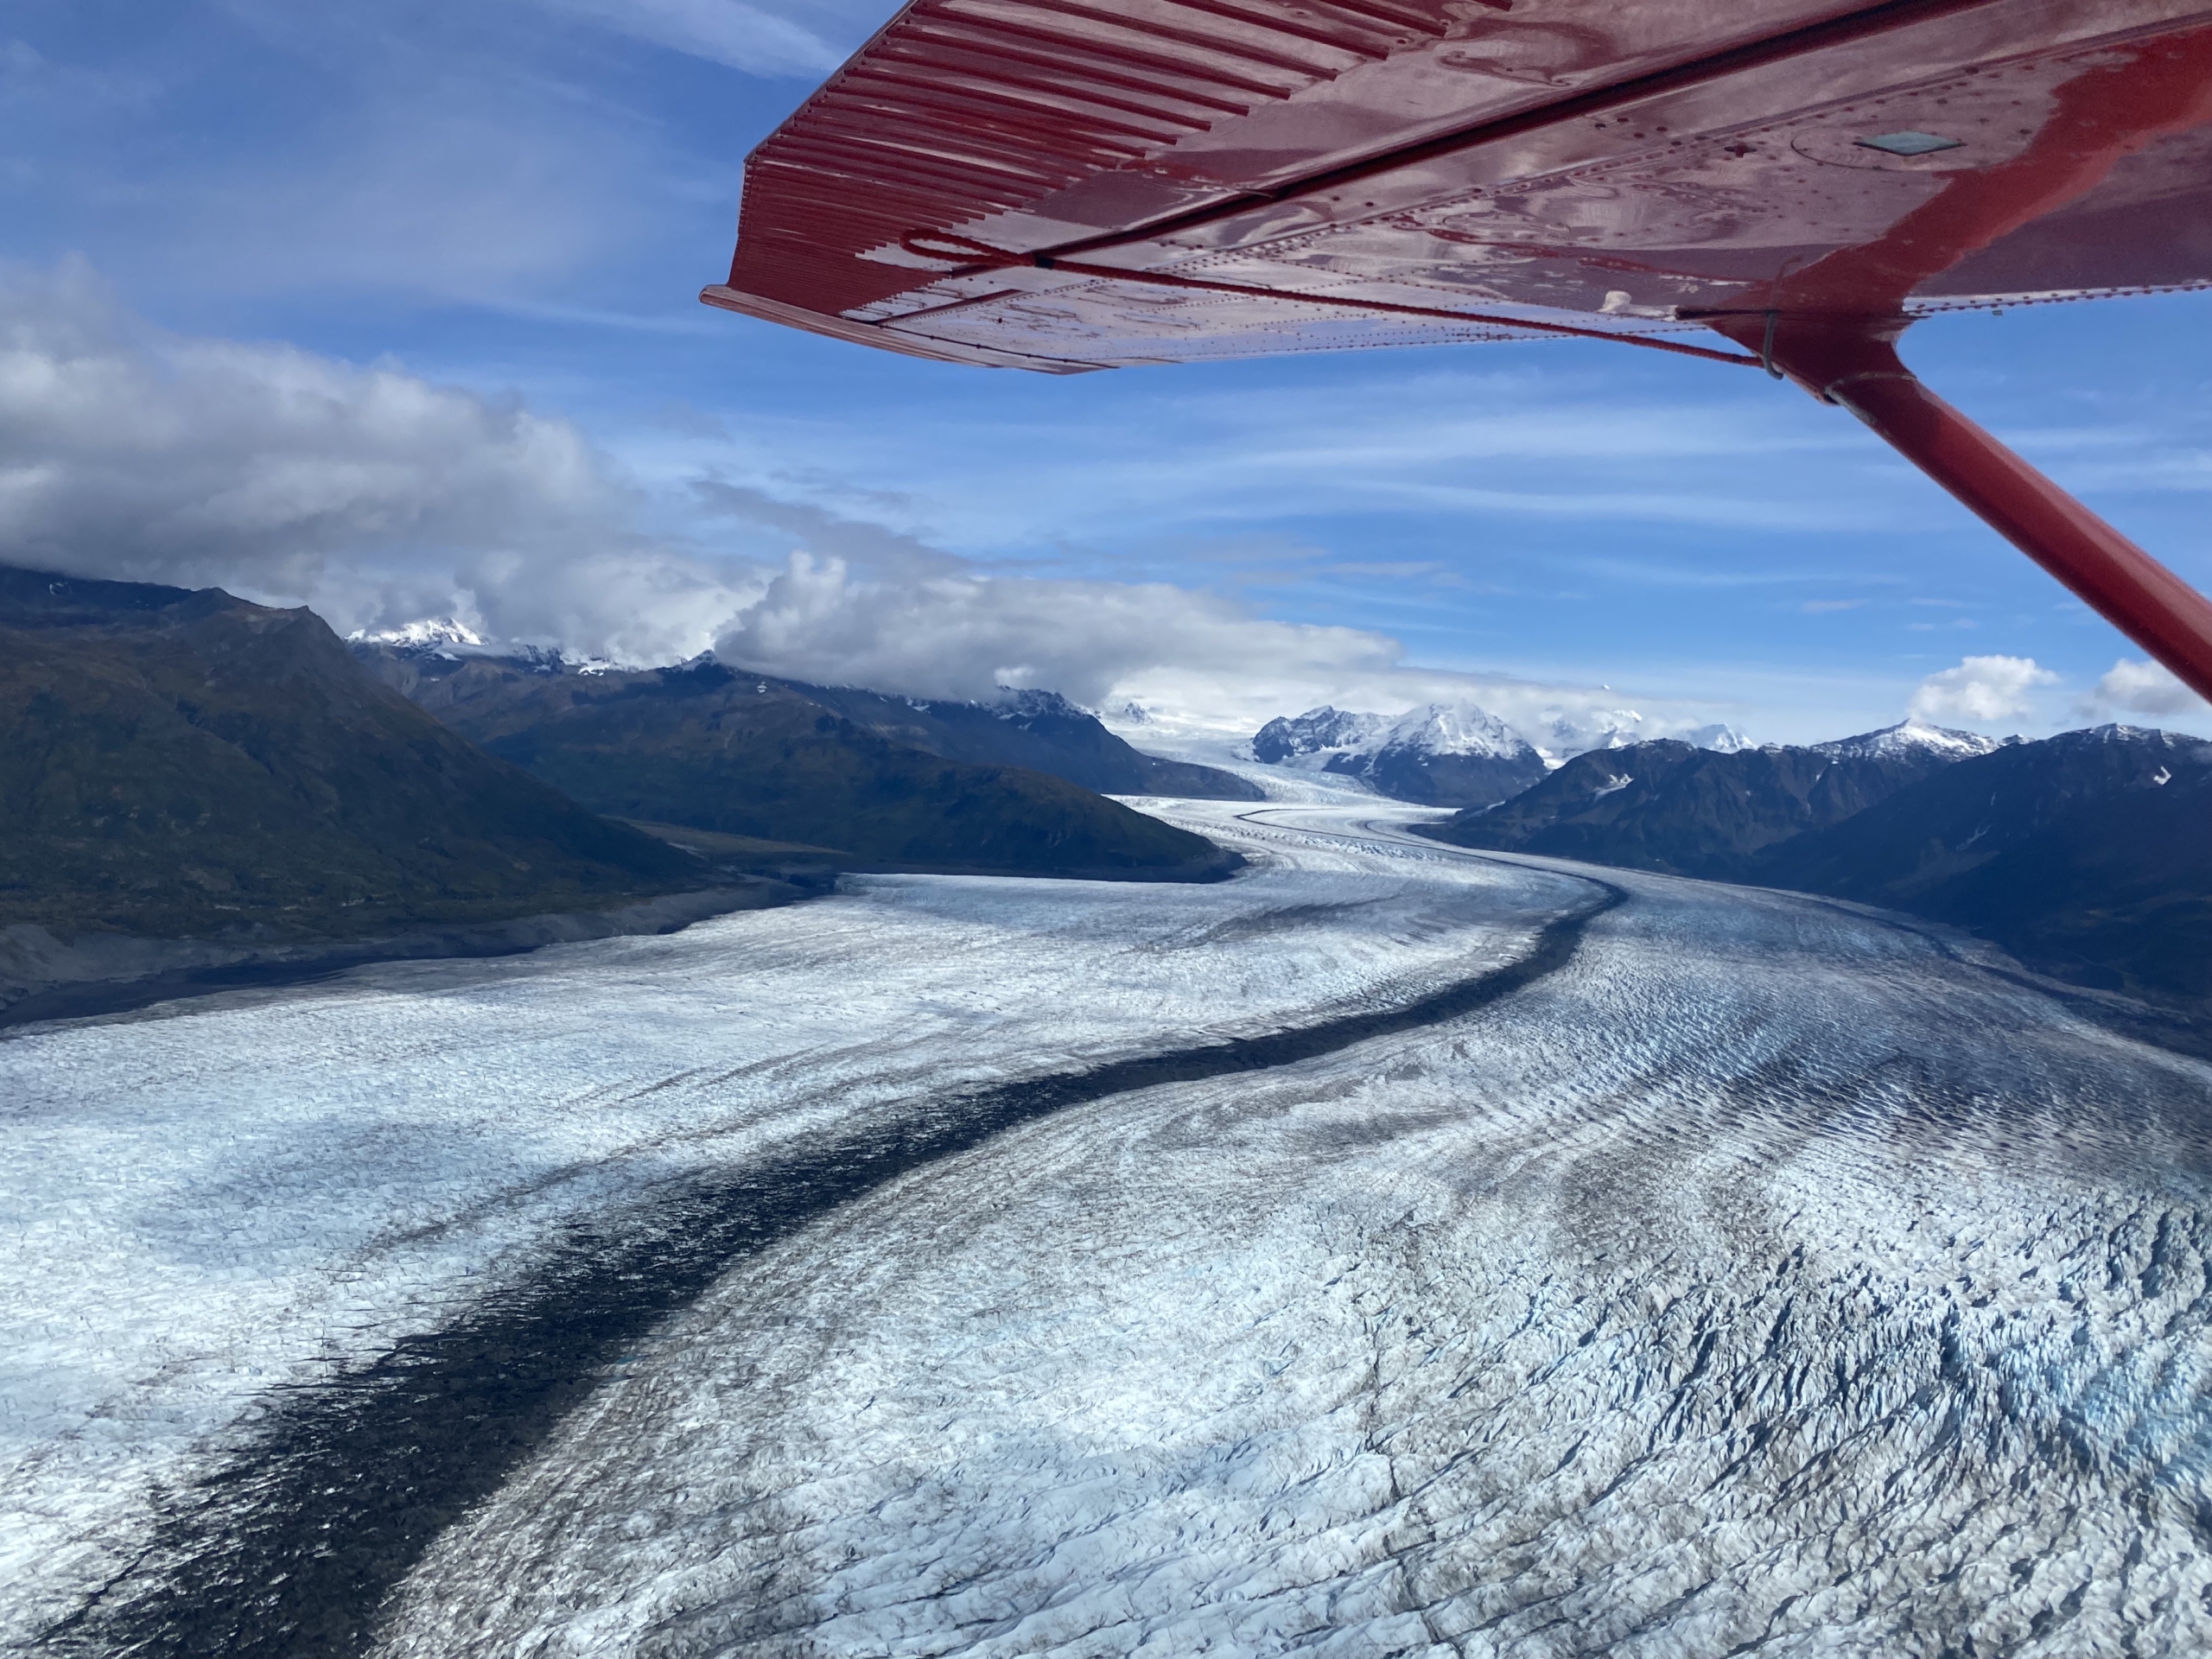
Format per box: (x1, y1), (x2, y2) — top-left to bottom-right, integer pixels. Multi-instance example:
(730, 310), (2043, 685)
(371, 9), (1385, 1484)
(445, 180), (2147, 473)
(348, 617), (486, 650)
(1811, 719), (2005, 761)
(1425, 720), (2011, 880)
(1252, 702), (1547, 808)
(1427, 719), (2212, 1011)
(347, 635), (1261, 807)
(346, 620), (587, 673)
(1251, 702), (1751, 808)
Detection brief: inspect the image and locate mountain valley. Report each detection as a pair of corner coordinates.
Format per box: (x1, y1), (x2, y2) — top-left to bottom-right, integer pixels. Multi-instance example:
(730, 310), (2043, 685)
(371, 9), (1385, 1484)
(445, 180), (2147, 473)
(0, 568), (1247, 1023)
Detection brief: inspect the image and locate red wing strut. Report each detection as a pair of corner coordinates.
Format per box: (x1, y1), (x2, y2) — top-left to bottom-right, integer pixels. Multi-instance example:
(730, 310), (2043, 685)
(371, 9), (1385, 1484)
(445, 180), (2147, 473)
(707, 0), (2212, 703)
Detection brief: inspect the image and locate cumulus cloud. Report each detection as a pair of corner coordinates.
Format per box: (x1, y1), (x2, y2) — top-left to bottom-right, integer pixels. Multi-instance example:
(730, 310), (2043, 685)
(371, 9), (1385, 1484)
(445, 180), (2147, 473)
(0, 259), (747, 660)
(715, 551), (1399, 708)
(2082, 658), (2209, 721)
(692, 479), (959, 578)
(1908, 656), (2058, 725)
(0, 260), (1748, 747)
(710, 550), (1726, 755)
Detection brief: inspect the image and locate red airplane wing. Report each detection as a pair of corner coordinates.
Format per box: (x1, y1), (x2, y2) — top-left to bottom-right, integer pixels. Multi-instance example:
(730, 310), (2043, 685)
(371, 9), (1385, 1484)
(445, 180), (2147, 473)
(706, 0), (2212, 702)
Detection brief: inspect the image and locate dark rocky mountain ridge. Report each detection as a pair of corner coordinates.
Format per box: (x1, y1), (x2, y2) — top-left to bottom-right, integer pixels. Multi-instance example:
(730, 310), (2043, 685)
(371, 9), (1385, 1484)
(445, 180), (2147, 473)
(1757, 725), (2212, 1008)
(772, 684), (1261, 801)
(358, 642), (1259, 803)
(1253, 706), (1389, 765)
(351, 645), (1239, 882)
(0, 568), (702, 942)
(1425, 718), (2210, 1011)
(1427, 721), (1995, 880)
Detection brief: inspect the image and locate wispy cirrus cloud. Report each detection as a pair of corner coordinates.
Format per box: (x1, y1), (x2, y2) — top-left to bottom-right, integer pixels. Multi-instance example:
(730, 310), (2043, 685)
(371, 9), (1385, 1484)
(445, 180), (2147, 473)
(537, 0), (874, 76)
(6, 0), (903, 315)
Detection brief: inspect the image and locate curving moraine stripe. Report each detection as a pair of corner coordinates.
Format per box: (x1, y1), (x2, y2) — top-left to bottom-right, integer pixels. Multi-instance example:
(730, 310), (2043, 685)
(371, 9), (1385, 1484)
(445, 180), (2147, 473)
(39, 874), (1624, 1659)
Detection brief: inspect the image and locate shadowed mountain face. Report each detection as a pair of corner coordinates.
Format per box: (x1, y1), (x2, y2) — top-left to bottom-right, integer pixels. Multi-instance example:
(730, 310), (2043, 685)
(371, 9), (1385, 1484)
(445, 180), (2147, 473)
(818, 687), (1264, 802)
(1428, 724), (1990, 880)
(1758, 726), (2212, 1008)
(352, 649), (1240, 882)
(0, 569), (702, 938)
(361, 646), (1257, 804)
(1426, 719), (2212, 1011)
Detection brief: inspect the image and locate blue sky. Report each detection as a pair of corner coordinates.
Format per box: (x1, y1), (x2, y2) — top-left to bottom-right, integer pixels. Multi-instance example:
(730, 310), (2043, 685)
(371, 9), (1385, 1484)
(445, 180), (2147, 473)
(3, 0), (2209, 745)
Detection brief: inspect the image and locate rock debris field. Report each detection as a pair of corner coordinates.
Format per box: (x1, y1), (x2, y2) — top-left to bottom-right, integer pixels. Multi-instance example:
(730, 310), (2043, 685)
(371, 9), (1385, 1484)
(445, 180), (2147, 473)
(4, 798), (2211, 1657)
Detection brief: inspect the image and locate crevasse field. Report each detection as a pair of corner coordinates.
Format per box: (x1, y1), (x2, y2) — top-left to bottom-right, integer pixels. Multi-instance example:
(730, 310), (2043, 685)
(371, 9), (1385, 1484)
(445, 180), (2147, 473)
(5, 798), (2212, 1658)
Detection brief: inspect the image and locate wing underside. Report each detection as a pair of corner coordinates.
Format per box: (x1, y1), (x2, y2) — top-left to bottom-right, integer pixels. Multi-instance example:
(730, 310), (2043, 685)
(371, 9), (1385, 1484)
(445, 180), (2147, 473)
(709, 0), (2212, 373)
(707, 0), (2212, 708)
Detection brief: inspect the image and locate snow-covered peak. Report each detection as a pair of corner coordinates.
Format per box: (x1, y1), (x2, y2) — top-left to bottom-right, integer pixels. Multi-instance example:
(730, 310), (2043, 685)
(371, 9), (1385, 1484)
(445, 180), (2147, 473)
(1535, 709), (1646, 759)
(348, 617), (485, 650)
(1377, 702), (1538, 760)
(1255, 702), (1543, 765)
(1249, 700), (1548, 804)
(1678, 722), (1751, 753)
(1813, 719), (2001, 761)
(347, 619), (583, 674)
(1251, 706), (1393, 764)
(993, 688), (1088, 722)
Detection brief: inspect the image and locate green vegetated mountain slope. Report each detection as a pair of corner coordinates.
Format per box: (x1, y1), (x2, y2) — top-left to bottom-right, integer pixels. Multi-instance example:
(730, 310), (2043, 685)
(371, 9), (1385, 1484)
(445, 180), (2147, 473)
(1426, 720), (2212, 1011)
(0, 569), (702, 938)
(1758, 727), (2212, 1008)
(354, 648), (1239, 881)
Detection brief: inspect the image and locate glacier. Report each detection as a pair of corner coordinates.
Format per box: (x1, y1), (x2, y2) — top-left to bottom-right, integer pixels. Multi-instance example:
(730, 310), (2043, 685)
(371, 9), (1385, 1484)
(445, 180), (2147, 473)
(5, 799), (2211, 1656)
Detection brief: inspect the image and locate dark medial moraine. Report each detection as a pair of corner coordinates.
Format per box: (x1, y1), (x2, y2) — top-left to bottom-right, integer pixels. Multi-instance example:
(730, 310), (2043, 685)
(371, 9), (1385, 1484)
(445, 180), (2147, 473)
(43, 877), (1621, 1659)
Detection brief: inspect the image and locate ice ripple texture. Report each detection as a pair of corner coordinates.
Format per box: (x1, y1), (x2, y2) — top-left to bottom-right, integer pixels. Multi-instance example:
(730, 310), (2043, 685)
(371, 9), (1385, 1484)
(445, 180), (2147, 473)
(10, 803), (2212, 1656)
(0, 810), (1569, 1649)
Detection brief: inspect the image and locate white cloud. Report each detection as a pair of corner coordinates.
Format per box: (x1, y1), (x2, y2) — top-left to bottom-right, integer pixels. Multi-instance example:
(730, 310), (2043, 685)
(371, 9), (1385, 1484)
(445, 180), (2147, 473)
(715, 550), (1398, 708)
(2082, 658), (2210, 721)
(1908, 656), (2058, 725)
(538, 0), (860, 76)
(711, 550), (1730, 755)
(692, 479), (960, 578)
(0, 262), (1756, 747)
(0, 259), (747, 662)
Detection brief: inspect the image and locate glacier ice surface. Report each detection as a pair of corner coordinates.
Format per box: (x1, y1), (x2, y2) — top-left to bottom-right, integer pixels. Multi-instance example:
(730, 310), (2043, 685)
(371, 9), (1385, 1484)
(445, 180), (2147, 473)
(8, 802), (2212, 1656)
